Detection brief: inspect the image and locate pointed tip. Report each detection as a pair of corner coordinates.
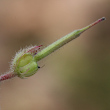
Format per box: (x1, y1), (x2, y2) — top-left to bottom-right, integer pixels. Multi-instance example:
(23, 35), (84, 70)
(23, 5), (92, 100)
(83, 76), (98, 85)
(101, 17), (106, 21)
(78, 17), (106, 34)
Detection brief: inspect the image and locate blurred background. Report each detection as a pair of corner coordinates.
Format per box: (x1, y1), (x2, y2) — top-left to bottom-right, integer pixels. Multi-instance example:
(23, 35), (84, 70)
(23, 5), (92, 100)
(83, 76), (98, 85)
(0, 0), (110, 110)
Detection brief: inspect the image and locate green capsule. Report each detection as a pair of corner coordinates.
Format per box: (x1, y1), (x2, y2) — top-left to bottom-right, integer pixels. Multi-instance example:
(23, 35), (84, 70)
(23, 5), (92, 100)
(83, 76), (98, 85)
(11, 46), (40, 78)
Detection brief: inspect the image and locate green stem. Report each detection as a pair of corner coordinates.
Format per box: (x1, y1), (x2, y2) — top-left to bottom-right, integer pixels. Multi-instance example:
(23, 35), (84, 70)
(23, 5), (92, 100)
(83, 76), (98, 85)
(34, 17), (105, 62)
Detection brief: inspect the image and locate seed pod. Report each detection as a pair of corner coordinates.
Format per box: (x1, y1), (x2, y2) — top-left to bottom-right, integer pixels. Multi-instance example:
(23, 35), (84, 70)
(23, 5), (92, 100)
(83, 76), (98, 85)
(0, 17), (106, 82)
(10, 46), (42, 78)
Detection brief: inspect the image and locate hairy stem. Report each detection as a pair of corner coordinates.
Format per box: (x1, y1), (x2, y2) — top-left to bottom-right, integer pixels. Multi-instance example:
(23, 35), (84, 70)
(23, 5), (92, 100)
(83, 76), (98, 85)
(0, 72), (16, 82)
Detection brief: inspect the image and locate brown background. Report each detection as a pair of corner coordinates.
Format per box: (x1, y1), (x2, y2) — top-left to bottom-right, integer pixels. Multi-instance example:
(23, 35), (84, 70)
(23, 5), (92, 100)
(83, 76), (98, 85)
(0, 0), (110, 110)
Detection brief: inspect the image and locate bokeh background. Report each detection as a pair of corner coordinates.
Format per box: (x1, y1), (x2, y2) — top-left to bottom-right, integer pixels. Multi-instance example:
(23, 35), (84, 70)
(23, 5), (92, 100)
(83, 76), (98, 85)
(0, 0), (110, 110)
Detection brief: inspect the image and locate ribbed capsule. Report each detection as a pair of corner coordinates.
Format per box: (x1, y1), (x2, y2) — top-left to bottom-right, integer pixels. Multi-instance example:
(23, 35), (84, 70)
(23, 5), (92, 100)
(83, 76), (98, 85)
(10, 45), (42, 78)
